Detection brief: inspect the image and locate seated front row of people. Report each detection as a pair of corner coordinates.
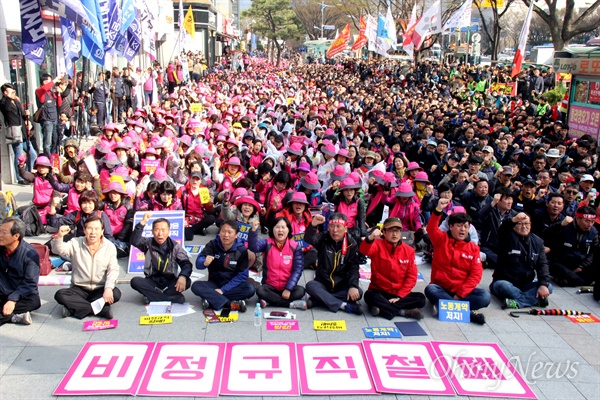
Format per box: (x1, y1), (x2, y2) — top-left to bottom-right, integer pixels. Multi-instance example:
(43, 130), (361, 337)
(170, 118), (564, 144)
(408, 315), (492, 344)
(4, 203), (579, 325)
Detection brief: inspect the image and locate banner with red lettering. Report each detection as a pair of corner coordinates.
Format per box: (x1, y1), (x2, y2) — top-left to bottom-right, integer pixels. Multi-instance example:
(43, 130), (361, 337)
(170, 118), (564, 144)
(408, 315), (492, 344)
(326, 23), (351, 59)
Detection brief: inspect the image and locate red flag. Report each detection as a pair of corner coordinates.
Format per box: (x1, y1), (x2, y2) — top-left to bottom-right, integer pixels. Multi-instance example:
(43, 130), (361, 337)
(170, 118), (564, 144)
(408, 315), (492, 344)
(326, 22), (351, 58)
(352, 16), (367, 51)
(402, 18), (420, 46)
(511, 1), (534, 77)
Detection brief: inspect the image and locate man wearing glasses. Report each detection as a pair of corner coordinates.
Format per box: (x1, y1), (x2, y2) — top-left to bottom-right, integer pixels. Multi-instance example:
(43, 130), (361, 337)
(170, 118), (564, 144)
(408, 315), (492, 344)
(490, 213), (552, 310)
(544, 206), (598, 287)
(360, 217), (426, 320)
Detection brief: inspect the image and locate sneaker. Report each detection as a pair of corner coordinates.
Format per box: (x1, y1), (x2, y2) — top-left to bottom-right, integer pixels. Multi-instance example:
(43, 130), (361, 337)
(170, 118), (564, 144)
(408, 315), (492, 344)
(143, 296), (150, 305)
(289, 300), (307, 310)
(97, 305), (113, 320)
(61, 262), (72, 272)
(402, 308), (424, 320)
(259, 299), (268, 308)
(345, 302), (363, 315)
(536, 297), (549, 308)
(201, 299), (211, 310)
(502, 298), (520, 310)
(229, 300), (247, 312)
(470, 311), (486, 325)
(11, 312), (32, 325)
(370, 306), (380, 316)
(62, 306), (72, 318)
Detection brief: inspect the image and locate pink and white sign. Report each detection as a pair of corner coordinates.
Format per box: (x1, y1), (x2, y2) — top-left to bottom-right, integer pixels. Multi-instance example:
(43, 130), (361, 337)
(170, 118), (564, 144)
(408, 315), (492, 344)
(54, 342), (155, 396)
(431, 341), (536, 399)
(266, 320), (299, 331)
(568, 105), (600, 139)
(220, 342), (299, 396)
(82, 320), (118, 331)
(138, 342), (225, 397)
(363, 340), (455, 396)
(296, 342), (376, 395)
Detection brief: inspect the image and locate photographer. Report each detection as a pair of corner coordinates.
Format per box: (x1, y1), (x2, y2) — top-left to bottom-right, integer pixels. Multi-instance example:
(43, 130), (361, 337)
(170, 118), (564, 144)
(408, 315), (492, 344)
(35, 74), (63, 155)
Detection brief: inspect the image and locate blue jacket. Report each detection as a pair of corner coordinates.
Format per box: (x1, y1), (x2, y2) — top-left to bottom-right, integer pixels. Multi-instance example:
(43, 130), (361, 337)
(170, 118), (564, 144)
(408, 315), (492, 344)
(196, 236), (249, 293)
(248, 229), (304, 291)
(0, 240), (40, 301)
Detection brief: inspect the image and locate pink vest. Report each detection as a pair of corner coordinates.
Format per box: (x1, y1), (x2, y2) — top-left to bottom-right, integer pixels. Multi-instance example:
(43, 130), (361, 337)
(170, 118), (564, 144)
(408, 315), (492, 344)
(66, 188), (82, 214)
(264, 239), (296, 291)
(249, 153), (263, 169)
(33, 176), (53, 207)
(104, 204), (128, 235)
(337, 200), (358, 229)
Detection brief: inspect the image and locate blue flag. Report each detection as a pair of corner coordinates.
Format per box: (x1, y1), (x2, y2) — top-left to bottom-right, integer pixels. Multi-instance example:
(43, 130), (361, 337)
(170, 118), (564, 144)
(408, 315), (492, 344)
(81, 0), (105, 66)
(377, 15), (388, 40)
(60, 17), (79, 77)
(20, 0), (47, 65)
(120, 0), (136, 34)
(124, 14), (142, 62)
(104, 0), (121, 52)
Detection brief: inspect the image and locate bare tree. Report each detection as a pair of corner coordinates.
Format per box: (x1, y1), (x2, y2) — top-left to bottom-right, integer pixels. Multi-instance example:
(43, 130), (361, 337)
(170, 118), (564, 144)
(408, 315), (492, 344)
(474, 0), (518, 60)
(521, 0), (600, 49)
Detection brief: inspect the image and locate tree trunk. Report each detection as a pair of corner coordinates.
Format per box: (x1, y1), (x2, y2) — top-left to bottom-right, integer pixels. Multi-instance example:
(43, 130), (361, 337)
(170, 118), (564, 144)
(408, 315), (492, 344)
(274, 41), (282, 67)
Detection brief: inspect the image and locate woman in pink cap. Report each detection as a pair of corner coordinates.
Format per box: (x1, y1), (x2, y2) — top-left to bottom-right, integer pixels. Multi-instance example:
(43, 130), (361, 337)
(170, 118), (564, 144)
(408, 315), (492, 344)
(101, 181), (134, 258)
(17, 155), (56, 224)
(276, 192), (317, 268)
(389, 182), (425, 244)
(213, 156), (245, 193)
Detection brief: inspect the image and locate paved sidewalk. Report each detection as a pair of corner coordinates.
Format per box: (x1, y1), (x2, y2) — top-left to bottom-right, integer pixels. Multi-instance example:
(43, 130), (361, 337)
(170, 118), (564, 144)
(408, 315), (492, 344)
(0, 180), (599, 400)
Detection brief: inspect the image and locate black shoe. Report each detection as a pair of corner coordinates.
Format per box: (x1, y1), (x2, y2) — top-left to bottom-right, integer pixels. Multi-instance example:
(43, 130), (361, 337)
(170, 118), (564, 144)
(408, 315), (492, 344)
(199, 228), (207, 236)
(536, 297), (549, 307)
(470, 311), (485, 325)
(370, 306), (380, 316)
(201, 299), (211, 310)
(345, 302), (363, 315)
(98, 305), (113, 320)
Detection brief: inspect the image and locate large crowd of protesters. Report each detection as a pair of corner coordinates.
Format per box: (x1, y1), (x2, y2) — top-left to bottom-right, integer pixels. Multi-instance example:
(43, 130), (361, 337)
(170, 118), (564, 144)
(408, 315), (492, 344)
(0, 51), (598, 326)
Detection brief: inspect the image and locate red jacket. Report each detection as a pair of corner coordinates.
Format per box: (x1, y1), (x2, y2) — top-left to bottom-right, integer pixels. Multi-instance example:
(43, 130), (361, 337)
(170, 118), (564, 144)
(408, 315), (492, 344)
(360, 238), (417, 298)
(428, 211), (483, 298)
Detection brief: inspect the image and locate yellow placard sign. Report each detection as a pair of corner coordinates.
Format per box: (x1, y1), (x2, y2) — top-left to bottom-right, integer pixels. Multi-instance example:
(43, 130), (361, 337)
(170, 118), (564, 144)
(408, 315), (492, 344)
(190, 103), (203, 113)
(474, 0), (504, 7)
(199, 187), (211, 204)
(140, 315), (173, 325)
(313, 320), (347, 331)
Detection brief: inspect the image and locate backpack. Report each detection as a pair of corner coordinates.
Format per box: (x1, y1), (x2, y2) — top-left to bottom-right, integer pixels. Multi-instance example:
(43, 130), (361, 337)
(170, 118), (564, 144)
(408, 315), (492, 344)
(31, 242), (52, 276)
(18, 205), (45, 236)
(0, 190), (17, 223)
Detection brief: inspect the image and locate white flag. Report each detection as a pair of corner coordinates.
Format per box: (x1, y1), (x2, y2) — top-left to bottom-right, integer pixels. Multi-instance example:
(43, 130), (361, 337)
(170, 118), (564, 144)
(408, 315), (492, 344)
(442, 0), (472, 32)
(511, 0), (534, 77)
(385, 7), (397, 50)
(366, 14), (378, 51)
(412, 0), (442, 50)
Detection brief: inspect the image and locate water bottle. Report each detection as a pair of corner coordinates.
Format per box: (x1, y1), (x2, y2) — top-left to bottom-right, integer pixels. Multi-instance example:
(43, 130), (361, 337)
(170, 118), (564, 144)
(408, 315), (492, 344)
(254, 303), (262, 327)
(590, 189), (597, 203)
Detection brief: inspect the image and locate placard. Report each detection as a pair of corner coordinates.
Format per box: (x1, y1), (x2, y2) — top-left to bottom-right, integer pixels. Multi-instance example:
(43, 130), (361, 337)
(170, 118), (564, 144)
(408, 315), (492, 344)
(185, 245), (205, 255)
(137, 342), (225, 397)
(129, 211), (186, 273)
(314, 320), (347, 330)
(431, 341), (537, 399)
(237, 221), (252, 242)
(83, 319), (118, 331)
(83, 155), (97, 175)
(565, 314), (600, 323)
(362, 340), (455, 396)
(438, 299), (470, 323)
(140, 315), (173, 325)
(141, 159), (160, 174)
(54, 342), (155, 396)
(567, 105), (600, 139)
(190, 103), (203, 113)
(363, 327), (402, 338)
(50, 153), (61, 170)
(220, 342), (299, 396)
(199, 187), (211, 204)
(296, 343), (377, 395)
(266, 320), (299, 330)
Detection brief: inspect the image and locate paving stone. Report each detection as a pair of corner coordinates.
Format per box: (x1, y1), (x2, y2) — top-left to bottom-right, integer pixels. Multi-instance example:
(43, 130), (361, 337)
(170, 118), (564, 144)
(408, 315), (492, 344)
(0, 346), (23, 377)
(0, 373), (64, 399)
(5, 346), (81, 375)
(536, 380), (587, 400)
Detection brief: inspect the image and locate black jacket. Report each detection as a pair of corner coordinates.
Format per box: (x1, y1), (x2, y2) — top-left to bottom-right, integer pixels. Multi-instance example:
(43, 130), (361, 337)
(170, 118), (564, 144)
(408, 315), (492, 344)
(0, 240), (40, 301)
(480, 205), (516, 251)
(493, 219), (550, 289)
(130, 223), (192, 280)
(544, 221), (598, 271)
(304, 224), (360, 292)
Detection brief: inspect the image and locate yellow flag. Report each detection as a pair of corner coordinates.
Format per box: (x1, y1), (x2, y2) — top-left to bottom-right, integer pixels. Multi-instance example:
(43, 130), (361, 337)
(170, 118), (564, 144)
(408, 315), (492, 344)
(183, 5), (195, 39)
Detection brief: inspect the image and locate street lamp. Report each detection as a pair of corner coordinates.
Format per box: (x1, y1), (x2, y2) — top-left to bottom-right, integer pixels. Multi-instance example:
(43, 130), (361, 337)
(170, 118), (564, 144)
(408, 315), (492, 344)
(319, 3), (334, 40)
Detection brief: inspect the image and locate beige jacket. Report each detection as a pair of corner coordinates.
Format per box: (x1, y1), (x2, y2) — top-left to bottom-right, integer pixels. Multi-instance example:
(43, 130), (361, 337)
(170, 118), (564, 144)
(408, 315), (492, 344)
(51, 237), (119, 291)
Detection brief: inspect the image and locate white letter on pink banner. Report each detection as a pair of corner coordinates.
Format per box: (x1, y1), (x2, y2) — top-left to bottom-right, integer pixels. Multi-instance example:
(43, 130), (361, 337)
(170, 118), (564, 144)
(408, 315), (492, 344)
(431, 341), (537, 398)
(54, 342), (155, 396)
(297, 342), (377, 395)
(137, 342), (225, 397)
(362, 340), (455, 396)
(220, 342), (299, 396)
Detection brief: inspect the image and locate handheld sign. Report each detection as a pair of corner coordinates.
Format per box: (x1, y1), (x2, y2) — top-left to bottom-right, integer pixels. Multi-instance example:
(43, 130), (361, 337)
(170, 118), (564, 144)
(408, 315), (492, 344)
(129, 211), (185, 273)
(199, 187), (211, 204)
(141, 159), (160, 174)
(140, 315), (173, 325)
(313, 320), (347, 330)
(83, 320), (118, 331)
(438, 299), (470, 323)
(362, 326), (402, 338)
(266, 320), (299, 330)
